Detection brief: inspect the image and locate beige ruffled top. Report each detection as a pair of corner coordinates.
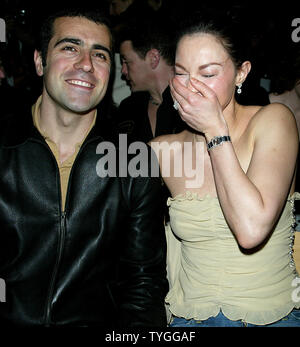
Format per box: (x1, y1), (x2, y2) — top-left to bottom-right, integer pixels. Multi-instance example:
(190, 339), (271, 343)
(165, 191), (300, 325)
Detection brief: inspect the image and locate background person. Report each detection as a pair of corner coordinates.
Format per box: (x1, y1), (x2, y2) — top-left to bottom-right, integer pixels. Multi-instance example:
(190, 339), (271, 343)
(116, 16), (185, 143)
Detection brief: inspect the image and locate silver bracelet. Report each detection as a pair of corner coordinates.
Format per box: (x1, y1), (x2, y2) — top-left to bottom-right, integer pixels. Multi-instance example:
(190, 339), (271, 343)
(207, 135), (231, 151)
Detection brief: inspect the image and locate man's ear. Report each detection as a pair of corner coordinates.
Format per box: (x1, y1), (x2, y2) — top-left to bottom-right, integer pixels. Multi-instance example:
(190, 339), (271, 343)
(147, 49), (160, 69)
(34, 50), (44, 76)
(236, 61), (251, 86)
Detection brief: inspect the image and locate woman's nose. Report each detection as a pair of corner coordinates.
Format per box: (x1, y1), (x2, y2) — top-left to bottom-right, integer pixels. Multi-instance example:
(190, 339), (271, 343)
(187, 76), (199, 93)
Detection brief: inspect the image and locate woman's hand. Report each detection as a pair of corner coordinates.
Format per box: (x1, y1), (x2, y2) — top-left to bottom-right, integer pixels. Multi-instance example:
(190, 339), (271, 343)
(170, 76), (228, 140)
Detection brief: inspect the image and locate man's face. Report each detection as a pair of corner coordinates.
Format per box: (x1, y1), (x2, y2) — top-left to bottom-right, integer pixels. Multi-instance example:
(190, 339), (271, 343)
(120, 40), (151, 92)
(35, 16), (112, 114)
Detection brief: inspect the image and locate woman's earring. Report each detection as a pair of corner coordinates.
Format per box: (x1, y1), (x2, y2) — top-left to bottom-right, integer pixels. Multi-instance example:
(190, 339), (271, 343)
(237, 83), (242, 94)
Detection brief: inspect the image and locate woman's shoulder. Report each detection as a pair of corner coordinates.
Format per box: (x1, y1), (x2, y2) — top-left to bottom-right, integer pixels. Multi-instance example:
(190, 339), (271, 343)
(247, 103), (298, 140)
(250, 103), (295, 125)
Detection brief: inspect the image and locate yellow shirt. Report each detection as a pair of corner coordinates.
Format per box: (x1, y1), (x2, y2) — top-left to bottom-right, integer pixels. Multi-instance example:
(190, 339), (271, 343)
(32, 96), (96, 211)
(165, 191), (300, 325)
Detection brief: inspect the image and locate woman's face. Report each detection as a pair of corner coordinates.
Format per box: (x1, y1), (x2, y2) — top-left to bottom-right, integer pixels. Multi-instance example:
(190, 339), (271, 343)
(175, 33), (238, 110)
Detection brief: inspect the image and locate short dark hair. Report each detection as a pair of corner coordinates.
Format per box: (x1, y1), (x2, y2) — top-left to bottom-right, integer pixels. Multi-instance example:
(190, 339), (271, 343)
(38, 8), (113, 66)
(118, 15), (175, 66)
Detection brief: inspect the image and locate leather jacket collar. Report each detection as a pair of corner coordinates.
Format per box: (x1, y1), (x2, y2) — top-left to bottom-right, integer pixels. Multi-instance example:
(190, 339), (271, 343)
(1, 104), (114, 149)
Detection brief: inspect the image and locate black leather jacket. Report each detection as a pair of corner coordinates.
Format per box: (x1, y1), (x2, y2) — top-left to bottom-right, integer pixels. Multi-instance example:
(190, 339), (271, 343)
(0, 107), (168, 327)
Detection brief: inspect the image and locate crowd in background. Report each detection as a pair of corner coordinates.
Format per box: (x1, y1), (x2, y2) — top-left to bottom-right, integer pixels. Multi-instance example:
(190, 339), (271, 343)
(0, 0), (299, 119)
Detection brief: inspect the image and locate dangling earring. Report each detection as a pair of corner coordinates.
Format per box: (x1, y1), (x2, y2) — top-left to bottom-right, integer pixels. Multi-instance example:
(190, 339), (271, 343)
(236, 83), (242, 94)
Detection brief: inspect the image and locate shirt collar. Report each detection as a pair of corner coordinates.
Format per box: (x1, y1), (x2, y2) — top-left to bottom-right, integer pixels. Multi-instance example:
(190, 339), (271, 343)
(32, 95), (98, 145)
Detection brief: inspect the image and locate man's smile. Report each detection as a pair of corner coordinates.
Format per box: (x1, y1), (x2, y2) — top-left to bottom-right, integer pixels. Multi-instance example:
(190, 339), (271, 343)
(66, 79), (95, 89)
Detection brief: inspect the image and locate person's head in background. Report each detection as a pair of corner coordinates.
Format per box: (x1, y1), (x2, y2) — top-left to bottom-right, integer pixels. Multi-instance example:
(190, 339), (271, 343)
(147, 0), (163, 11)
(173, 13), (251, 112)
(119, 17), (175, 95)
(270, 46), (300, 96)
(109, 0), (135, 17)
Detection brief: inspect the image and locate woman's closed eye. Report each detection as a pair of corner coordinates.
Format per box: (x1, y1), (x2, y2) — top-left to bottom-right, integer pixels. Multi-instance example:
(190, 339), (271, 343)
(202, 74), (215, 78)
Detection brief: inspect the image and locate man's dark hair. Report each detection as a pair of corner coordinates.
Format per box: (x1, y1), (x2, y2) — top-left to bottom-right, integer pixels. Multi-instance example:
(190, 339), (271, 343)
(118, 15), (175, 66)
(38, 8), (113, 67)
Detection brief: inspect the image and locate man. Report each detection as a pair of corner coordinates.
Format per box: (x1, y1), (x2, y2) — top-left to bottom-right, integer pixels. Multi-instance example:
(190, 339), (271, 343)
(116, 16), (186, 143)
(0, 9), (167, 327)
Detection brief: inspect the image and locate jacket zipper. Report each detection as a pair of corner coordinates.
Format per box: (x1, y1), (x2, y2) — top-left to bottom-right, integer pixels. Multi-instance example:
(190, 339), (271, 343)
(40, 135), (97, 326)
(45, 211), (66, 326)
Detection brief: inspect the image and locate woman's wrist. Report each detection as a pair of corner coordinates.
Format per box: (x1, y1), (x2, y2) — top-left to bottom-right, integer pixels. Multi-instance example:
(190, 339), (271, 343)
(204, 115), (229, 142)
(205, 126), (229, 143)
(207, 135), (232, 151)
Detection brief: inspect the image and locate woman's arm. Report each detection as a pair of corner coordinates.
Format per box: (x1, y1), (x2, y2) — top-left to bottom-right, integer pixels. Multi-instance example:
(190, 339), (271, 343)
(210, 104), (298, 248)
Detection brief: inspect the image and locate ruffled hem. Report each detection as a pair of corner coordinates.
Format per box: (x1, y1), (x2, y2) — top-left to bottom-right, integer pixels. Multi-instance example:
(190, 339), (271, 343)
(166, 298), (300, 326)
(165, 272), (300, 325)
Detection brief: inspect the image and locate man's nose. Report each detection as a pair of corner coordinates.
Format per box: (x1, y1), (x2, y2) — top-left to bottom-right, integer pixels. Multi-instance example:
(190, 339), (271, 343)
(74, 51), (94, 73)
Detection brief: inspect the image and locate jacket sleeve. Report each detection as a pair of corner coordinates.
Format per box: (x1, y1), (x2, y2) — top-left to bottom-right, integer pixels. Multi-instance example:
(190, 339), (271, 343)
(117, 152), (168, 327)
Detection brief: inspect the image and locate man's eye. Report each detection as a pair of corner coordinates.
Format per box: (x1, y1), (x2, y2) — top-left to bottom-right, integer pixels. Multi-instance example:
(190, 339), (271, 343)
(62, 46), (76, 52)
(94, 52), (108, 61)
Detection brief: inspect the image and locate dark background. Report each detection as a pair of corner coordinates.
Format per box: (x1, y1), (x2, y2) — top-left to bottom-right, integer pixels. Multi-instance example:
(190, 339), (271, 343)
(0, 0), (299, 108)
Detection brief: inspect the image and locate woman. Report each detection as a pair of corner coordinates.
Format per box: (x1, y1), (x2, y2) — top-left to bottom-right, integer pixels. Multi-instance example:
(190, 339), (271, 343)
(269, 73), (300, 276)
(150, 16), (300, 327)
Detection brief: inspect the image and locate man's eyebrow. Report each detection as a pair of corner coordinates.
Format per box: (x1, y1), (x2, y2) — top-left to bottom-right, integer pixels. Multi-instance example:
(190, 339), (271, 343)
(54, 37), (112, 59)
(92, 44), (112, 59)
(54, 37), (82, 47)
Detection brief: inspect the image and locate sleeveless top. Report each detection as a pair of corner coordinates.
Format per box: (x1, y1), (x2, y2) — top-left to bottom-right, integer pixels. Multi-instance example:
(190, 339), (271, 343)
(165, 191), (300, 325)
